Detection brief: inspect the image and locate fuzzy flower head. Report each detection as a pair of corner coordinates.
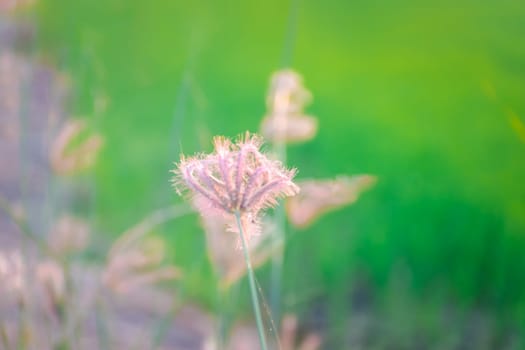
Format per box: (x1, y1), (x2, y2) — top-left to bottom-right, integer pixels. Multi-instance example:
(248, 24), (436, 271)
(172, 132), (299, 239)
(260, 69), (318, 144)
(286, 175), (377, 229)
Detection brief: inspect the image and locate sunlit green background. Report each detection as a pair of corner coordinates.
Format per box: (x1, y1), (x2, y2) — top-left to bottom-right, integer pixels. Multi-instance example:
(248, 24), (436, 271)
(35, 0), (525, 347)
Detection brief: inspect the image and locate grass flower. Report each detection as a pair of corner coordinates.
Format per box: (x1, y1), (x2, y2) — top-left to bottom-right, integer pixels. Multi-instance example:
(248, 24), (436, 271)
(50, 119), (104, 176)
(260, 69), (318, 144)
(172, 132), (299, 350)
(172, 132), (299, 244)
(286, 175), (377, 229)
(265, 70), (312, 115)
(104, 235), (181, 294)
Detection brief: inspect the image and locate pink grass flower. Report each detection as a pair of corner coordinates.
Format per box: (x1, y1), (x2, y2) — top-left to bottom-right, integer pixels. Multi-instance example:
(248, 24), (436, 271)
(172, 132), (299, 244)
(286, 175), (377, 229)
(260, 69), (318, 144)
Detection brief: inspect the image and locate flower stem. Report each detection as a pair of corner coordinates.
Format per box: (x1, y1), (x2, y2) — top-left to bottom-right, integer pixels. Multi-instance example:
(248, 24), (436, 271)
(234, 211), (268, 350)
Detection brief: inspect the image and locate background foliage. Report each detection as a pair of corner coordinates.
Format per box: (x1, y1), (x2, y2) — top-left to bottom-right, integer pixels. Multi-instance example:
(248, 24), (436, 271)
(34, 0), (525, 347)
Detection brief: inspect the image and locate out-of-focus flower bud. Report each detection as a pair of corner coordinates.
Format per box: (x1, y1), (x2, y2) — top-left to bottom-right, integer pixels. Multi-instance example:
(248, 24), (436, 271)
(286, 175), (377, 229)
(49, 119), (104, 176)
(104, 235), (181, 294)
(266, 70), (312, 115)
(260, 69), (318, 144)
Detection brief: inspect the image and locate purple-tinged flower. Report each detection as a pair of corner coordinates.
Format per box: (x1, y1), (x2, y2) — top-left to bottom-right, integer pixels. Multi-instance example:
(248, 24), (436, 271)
(172, 132), (299, 243)
(286, 175), (377, 229)
(260, 69), (318, 144)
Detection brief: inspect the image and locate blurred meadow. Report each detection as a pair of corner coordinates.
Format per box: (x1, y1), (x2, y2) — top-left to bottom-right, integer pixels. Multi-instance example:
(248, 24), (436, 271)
(2, 0), (525, 348)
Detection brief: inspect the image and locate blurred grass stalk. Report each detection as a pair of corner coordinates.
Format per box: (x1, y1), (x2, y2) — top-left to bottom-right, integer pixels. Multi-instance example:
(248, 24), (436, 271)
(263, 69), (314, 324)
(269, 0), (300, 322)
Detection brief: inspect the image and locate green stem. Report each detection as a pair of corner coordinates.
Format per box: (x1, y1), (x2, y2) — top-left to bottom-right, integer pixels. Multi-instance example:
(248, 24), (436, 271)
(234, 211), (268, 350)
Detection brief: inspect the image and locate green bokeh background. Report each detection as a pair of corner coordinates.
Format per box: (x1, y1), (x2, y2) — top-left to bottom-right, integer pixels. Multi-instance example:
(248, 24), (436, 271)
(34, 0), (525, 346)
